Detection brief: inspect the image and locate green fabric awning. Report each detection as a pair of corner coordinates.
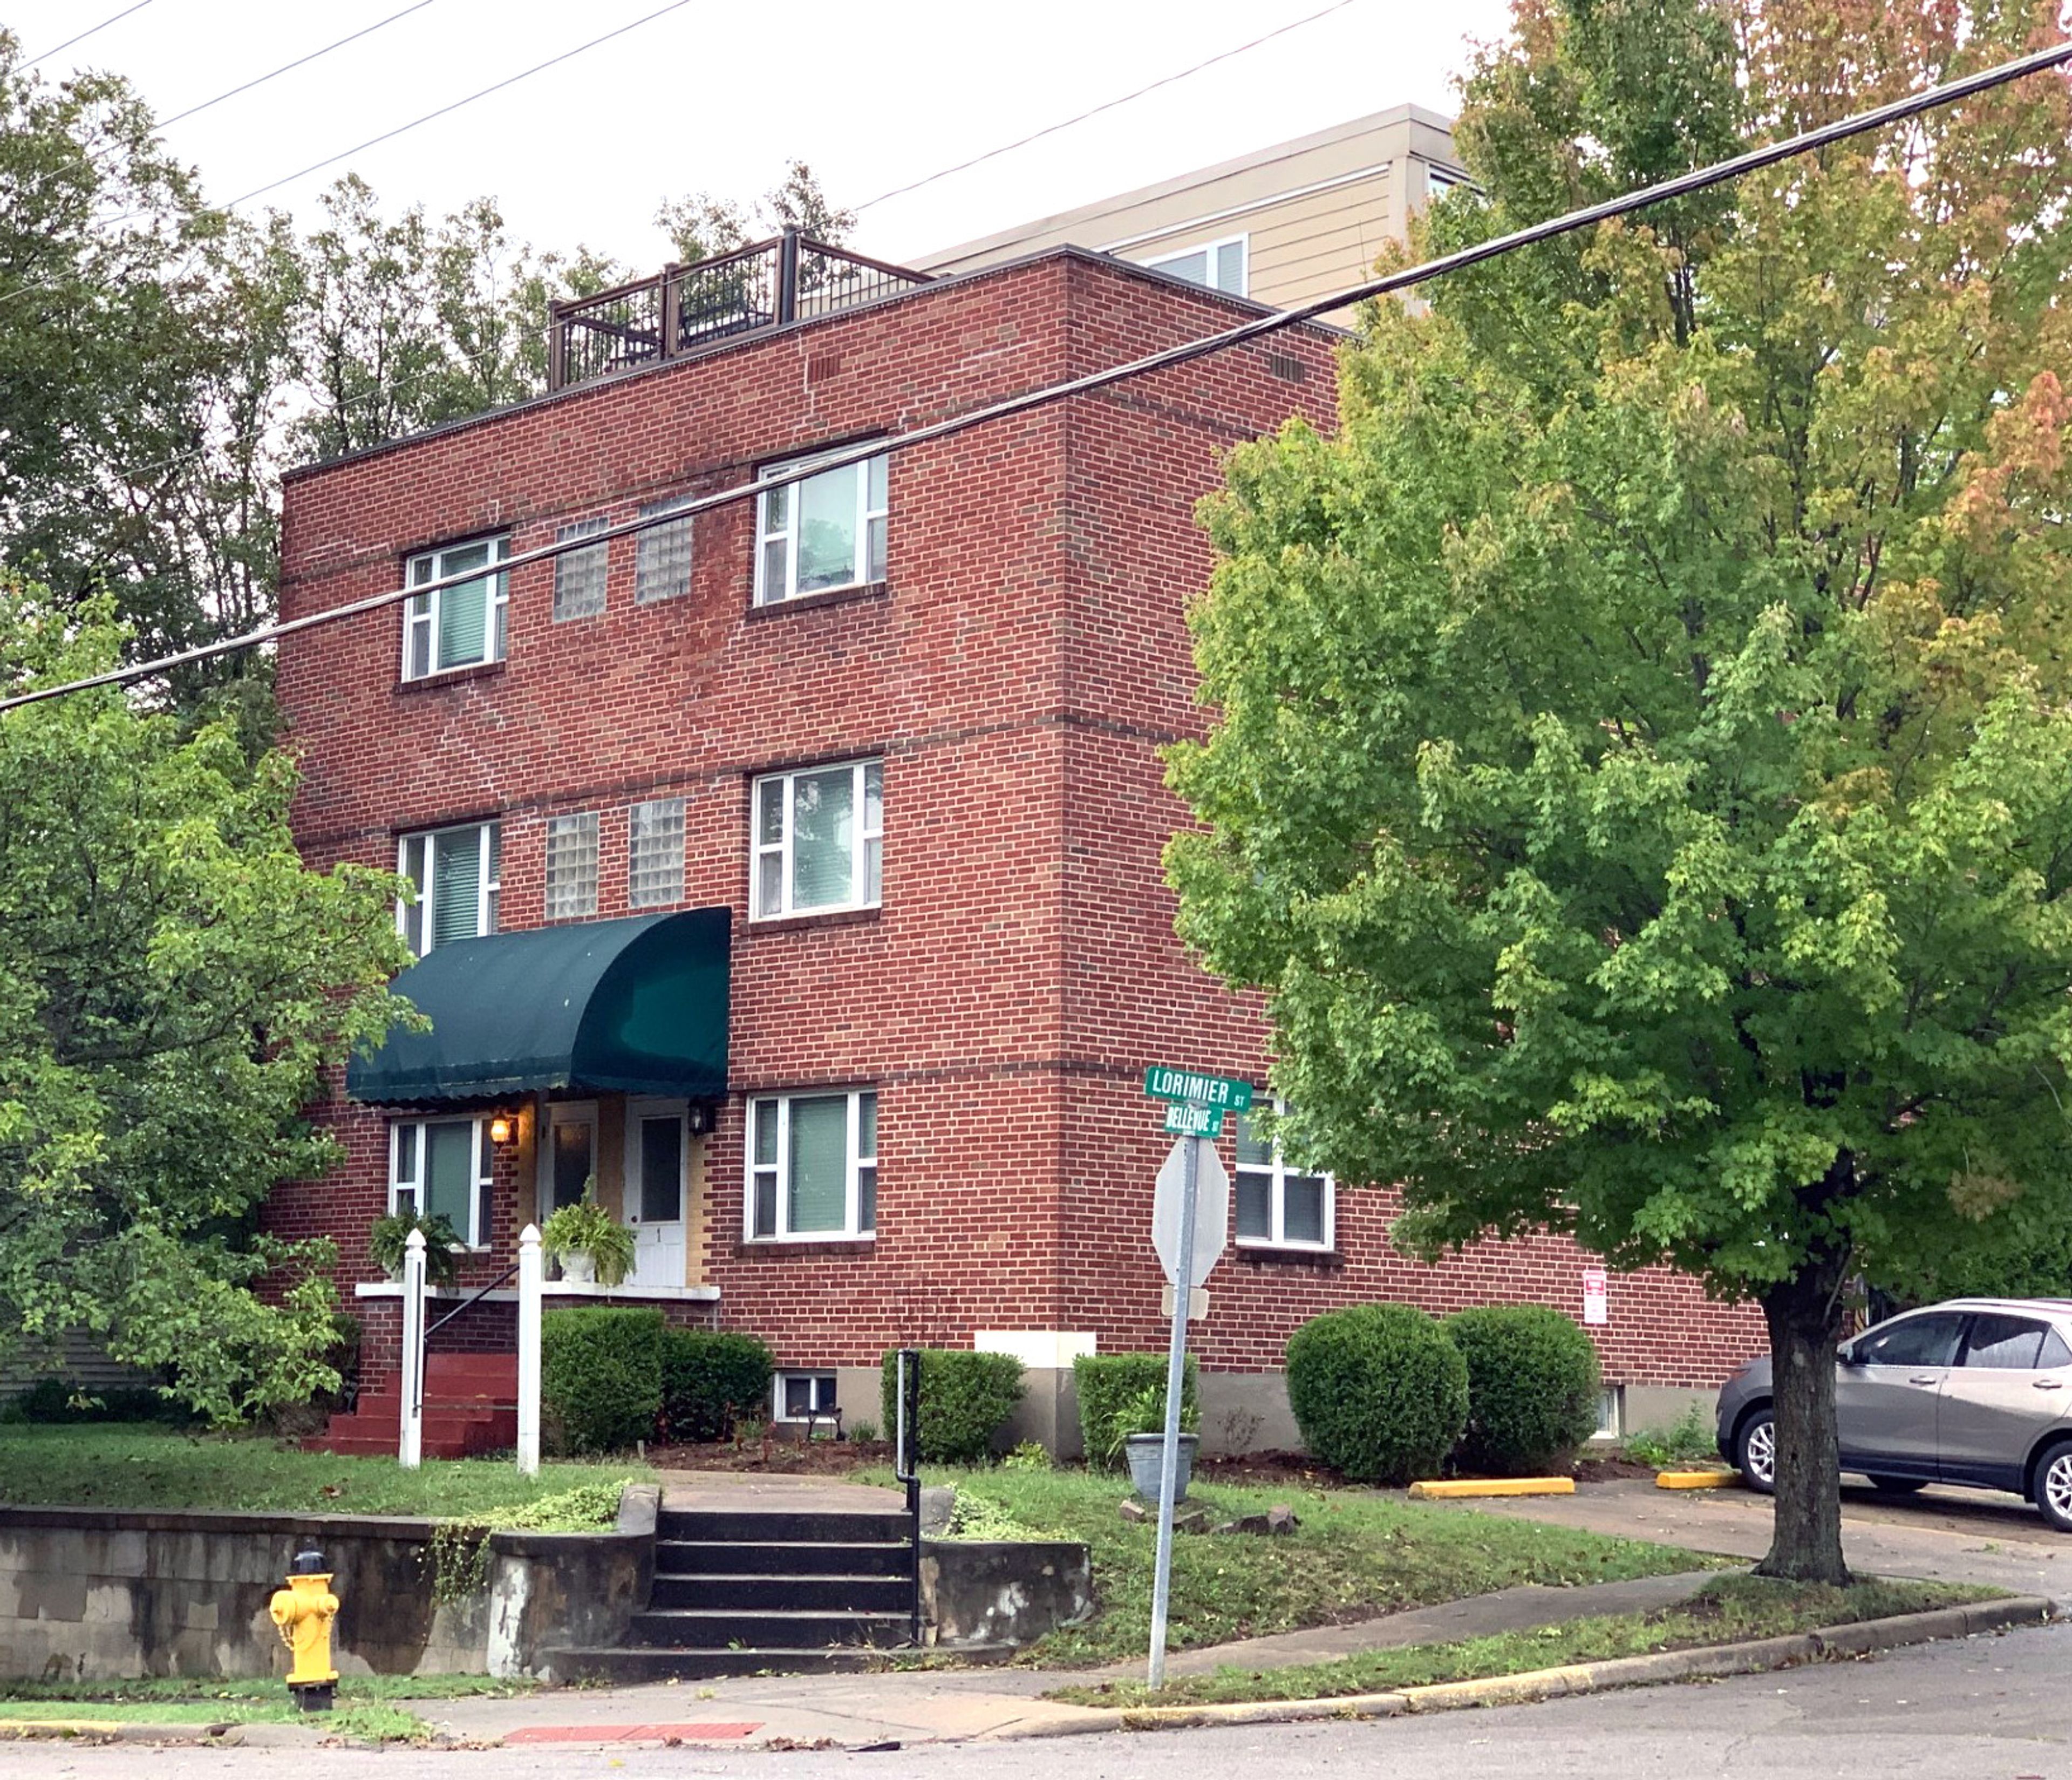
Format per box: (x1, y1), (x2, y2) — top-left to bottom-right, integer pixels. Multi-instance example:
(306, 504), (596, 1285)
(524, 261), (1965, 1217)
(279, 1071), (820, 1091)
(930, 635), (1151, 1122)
(347, 908), (730, 1105)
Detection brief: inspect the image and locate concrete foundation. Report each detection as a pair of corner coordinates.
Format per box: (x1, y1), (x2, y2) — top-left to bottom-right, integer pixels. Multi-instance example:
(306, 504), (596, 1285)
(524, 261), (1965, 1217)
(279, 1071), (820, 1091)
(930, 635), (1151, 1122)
(921, 1539), (1093, 1649)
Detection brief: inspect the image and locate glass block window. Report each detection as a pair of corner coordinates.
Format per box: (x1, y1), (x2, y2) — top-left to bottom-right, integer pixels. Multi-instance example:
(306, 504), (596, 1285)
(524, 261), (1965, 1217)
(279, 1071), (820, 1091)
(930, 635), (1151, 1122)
(754, 450), (888, 605)
(402, 536), (509, 680)
(1234, 1102), (1333, 1251)
(554, 517), (609, 621)
(544, 811), (600, 921)
(746, 1090), (877, 1240)
(752, 759), (882, 919)
(628, 798), (685, 908)
(397, 820), (500, 956)
(636, 495), (694, 603)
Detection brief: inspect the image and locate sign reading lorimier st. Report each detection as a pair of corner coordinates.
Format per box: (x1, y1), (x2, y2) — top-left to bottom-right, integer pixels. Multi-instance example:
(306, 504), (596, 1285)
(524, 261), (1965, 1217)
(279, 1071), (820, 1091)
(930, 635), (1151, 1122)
(1142, 1066), (1255, 1111)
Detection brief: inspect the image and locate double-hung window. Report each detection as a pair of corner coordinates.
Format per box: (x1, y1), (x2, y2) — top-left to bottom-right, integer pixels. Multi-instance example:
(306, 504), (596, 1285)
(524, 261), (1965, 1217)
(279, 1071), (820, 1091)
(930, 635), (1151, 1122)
(752, 760), (881, 918)
(747, 1090), (877, 1240)
(388, 1116), (493, 1247)
(398, 820), (500, 956)
(754, 449), (887, 604)
(1143, 235), (1248, 296)
(543, 811), (600, 921)
(1234, 1103), (1333, 1251)
(628, 798), (685, 908)
(403, 536), (510, 679)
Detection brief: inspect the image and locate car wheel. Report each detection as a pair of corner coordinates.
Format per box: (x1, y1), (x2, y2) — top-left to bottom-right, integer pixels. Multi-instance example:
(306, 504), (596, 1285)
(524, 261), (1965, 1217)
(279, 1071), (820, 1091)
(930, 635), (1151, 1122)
(2035, 1439), (2072, 1534)
(1867, 1476), (1929, 1496)
(1736, 1408), (1776, 1494)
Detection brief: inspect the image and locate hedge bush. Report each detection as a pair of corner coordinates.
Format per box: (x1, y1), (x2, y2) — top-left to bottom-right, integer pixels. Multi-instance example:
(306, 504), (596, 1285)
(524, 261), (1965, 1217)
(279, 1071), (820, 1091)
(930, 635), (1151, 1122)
(0, 1378), (194, 1425)
(660, 1328), (774, 1443)
(1445, 1305), (1603, 1476)
(542, 1307), (665, 1454)
(879, 1349), (1025, 1464)
(1072, 1353), (1199, 1469)
(1284, 1304), (1468, 1484)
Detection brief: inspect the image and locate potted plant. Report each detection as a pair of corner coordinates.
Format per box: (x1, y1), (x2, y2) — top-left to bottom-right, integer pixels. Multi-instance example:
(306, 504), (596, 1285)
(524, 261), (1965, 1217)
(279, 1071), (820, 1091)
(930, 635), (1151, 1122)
(1114, 1383), (1202, 1503)
(541, 1184), (636, 1287)
(368, 1210), (461, 1287)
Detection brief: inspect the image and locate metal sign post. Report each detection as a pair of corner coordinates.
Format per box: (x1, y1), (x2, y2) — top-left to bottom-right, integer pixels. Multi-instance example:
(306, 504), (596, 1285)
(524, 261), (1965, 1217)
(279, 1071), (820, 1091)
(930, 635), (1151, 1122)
(1140, 1064), (1248, 1688)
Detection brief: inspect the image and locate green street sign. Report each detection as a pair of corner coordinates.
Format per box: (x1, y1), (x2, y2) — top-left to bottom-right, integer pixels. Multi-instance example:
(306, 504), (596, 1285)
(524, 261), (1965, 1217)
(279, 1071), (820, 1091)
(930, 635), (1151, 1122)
(1142, 1066), (1254, 1113)
(1164, 1101), (1225, 1138)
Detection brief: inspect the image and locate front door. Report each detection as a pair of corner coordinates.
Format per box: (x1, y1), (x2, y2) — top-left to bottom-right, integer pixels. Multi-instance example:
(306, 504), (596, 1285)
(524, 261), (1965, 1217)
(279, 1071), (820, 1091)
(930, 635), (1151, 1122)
(625, 1100), (687, 1289)
(540, 1100), (598, 1227)
(1836, 1309), (1967, 1480)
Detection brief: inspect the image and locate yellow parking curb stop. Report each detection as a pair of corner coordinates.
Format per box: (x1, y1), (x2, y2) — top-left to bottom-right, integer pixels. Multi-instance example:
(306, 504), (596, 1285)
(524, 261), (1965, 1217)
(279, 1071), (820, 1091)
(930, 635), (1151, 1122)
(1655, 1468), (1741, 1490)
(1406, 1477), (1577, 1499)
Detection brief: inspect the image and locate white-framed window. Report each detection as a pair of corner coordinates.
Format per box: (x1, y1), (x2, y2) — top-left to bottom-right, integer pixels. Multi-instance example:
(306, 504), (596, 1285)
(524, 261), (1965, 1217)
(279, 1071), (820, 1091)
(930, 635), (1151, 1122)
(544, 812), (600, 921)
(1143, 234), (1248, 296)
(554, 517), (609, 620)
(754, 449), (888, 605)
(752, 760), (882, 919)
(1426, 165), (1468, 201)
(1233, 1102), (1333, 1251)
(1594, 1385), (1624, 1441)
(403, 535), (510, 680)
(773, 1371), (839, 1422)
(628, 798), (685, 909)
(636, 494), (694, 603)
(388, 1116), (493, 1248)
(398, 820), (500, 956)
(746, 1089), (877, 1241)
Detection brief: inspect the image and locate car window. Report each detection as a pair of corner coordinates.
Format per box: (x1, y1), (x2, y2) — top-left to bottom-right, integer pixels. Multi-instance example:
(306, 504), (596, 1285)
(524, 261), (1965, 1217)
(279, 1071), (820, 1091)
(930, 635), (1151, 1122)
(1856, 1313), (1965, 1368)
(1960, 1314), (2048, 1370)
(2041, 1328), (2072, 1370)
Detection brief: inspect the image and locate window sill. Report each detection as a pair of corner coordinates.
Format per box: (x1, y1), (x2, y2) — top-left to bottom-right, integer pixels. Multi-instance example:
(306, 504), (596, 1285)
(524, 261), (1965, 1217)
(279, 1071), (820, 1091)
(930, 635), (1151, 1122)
(735, 1237), (876, 1258)
(746, 581), (889, 621)
(1233, 1242), (1341, 1268)
(748, 905), (881, 936)
(397, 661), (506, 694)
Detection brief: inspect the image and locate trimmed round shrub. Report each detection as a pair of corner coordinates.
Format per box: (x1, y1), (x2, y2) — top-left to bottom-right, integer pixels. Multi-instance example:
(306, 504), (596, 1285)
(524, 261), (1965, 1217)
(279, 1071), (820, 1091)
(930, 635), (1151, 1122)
(1284, 1304), (1468, 1484)
(1071, 1352), (1199, 1469)
(879, 1349), (1025, 1464)
(542, 1307), (664, 1454)
(660, 1329), (774, 1443)
(1445, 1305), (1603, 1476)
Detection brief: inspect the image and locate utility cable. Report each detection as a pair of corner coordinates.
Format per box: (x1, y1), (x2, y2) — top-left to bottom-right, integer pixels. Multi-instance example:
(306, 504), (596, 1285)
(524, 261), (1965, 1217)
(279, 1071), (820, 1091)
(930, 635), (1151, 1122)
(158, 0), (444, 128)
(8, 37), (2068, 715)
(853, 0), (1362, 215)
(23, 0), (154, 67)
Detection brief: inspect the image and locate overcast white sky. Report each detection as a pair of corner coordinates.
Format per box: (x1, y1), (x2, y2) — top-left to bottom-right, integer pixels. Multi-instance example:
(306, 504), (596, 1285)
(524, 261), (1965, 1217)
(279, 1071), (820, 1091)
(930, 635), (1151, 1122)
(8, 0), (1511, 270)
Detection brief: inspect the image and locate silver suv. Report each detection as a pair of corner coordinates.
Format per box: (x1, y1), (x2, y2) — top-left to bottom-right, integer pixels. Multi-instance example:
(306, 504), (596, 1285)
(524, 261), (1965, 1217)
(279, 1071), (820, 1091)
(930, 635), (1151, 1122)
(1715, 1298), (2072, 1532)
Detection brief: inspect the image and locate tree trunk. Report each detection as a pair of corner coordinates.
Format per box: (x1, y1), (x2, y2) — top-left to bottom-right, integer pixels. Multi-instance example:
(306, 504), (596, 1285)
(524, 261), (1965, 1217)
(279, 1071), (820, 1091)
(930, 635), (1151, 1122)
(1754, 1260), (1851, 1585)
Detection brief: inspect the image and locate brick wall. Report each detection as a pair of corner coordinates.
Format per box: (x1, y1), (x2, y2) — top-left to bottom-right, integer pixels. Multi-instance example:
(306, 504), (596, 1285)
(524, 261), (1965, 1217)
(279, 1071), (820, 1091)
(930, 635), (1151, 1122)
(269, 247), (1764, 1396)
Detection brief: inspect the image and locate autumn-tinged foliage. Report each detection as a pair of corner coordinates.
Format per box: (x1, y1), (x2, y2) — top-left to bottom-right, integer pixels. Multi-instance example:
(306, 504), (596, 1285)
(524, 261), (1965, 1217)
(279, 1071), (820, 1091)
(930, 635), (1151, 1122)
(1169, 0), (2072, 1582)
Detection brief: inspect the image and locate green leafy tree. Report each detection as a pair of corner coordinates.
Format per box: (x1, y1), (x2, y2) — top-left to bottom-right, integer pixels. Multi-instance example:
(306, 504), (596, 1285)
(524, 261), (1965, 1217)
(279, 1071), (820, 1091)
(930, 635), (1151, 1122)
(1168, 0), (2072, 1582)
(655, 160), (854, 264)
(0, 586), (412, 1421)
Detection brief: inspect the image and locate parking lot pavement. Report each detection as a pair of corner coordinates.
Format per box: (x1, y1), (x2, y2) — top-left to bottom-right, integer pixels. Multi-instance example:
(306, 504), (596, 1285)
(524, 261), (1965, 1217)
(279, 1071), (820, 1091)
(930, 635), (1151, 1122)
(1442, 1476), (2071, 1599)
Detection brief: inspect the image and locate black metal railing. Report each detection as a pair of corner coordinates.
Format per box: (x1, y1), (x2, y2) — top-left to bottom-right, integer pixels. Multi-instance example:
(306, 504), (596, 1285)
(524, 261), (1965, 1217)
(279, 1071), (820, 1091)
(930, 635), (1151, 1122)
(893, 1346), (923, 1647)
(548, 231), (932, 391)
(413, 1260), (519, 1416)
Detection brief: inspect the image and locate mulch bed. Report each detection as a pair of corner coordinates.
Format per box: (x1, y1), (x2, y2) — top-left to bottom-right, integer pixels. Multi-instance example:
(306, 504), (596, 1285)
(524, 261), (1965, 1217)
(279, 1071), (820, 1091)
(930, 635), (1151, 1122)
(646, 1438), (890, 1475)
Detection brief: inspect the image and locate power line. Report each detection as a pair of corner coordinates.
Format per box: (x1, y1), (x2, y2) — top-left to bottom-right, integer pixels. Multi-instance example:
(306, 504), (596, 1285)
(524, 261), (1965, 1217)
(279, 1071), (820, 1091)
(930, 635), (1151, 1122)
(223, 0), (698, 208)
(854, 0), (1362, 215)
(9, 37), (2069, 716)
(158, 0), (444, 129)
(23, 0), (154, 68)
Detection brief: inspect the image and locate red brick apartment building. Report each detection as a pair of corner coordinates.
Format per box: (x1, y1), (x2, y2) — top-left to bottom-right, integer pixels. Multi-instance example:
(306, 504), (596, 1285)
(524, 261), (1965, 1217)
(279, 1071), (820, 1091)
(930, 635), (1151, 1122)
(268, 230), (1762, 1457)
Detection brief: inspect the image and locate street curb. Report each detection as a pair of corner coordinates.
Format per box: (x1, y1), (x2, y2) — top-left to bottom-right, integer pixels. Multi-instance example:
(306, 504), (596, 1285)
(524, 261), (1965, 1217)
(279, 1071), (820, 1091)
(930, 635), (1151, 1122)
(0, 1718), (359, 1748)
(984, 1594), (2057, 1741)
(1407, 1478), (1577, 1500)
(1655, 1469), (1741, 1490)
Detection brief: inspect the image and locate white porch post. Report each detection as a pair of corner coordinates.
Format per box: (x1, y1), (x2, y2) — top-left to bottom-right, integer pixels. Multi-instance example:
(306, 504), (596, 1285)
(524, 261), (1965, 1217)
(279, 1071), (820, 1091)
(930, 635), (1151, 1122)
(516, 1222), (543, 1478)
(398, 1229), (426, 1470)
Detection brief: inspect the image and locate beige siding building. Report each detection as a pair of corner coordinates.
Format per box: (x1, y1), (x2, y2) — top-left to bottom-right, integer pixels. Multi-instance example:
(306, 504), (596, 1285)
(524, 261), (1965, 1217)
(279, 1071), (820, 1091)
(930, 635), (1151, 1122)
(918, 104), (1461, 319)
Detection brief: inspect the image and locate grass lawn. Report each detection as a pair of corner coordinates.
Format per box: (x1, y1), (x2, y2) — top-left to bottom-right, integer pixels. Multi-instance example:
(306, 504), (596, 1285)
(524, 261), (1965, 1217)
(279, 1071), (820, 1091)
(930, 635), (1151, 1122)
(0, 1424), (652, 1521)
(885, 1464), (1725, 1666)
(0, 1673), (534, 1743)
(1047, 1575), (2001, 1708)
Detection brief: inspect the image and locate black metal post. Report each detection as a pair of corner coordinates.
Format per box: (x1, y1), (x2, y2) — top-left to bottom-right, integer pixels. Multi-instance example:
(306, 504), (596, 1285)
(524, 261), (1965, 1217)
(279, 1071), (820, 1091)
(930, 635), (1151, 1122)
(894, 1347), (922, 1646)
(776, 229), (801, 326)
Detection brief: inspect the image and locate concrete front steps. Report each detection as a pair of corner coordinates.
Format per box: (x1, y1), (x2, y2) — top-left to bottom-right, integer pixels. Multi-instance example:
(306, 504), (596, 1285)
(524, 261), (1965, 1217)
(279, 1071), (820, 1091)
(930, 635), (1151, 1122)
(548, 1505), (919, 1681)
(305, 1353), (517, 1459)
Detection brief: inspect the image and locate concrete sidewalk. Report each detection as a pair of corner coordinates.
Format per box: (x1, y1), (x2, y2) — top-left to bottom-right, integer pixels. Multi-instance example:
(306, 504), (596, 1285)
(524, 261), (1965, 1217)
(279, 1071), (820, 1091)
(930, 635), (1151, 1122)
(425, 1568), (1719, 1748)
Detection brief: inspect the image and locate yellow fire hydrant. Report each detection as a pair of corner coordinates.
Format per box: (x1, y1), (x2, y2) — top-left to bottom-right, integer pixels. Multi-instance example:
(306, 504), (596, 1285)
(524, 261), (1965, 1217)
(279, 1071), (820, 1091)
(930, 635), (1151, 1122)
(269, 1547), (339, 1711)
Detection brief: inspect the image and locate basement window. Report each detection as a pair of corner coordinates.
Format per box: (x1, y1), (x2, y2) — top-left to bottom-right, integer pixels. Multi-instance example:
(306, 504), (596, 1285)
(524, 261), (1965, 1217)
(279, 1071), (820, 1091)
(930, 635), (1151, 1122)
(774, 1372), (839, 1422)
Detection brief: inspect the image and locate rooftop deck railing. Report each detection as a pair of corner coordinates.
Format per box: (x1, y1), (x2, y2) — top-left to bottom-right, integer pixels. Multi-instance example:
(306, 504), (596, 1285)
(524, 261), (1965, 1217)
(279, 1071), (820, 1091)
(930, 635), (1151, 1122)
(547, 230), (933, 391)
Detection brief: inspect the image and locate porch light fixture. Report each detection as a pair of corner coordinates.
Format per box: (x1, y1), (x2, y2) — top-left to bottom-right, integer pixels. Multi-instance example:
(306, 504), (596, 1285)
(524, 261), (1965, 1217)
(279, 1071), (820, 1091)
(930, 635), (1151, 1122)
(686, 1104), (714, 1136)
(488, 1116), (514, 1145)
